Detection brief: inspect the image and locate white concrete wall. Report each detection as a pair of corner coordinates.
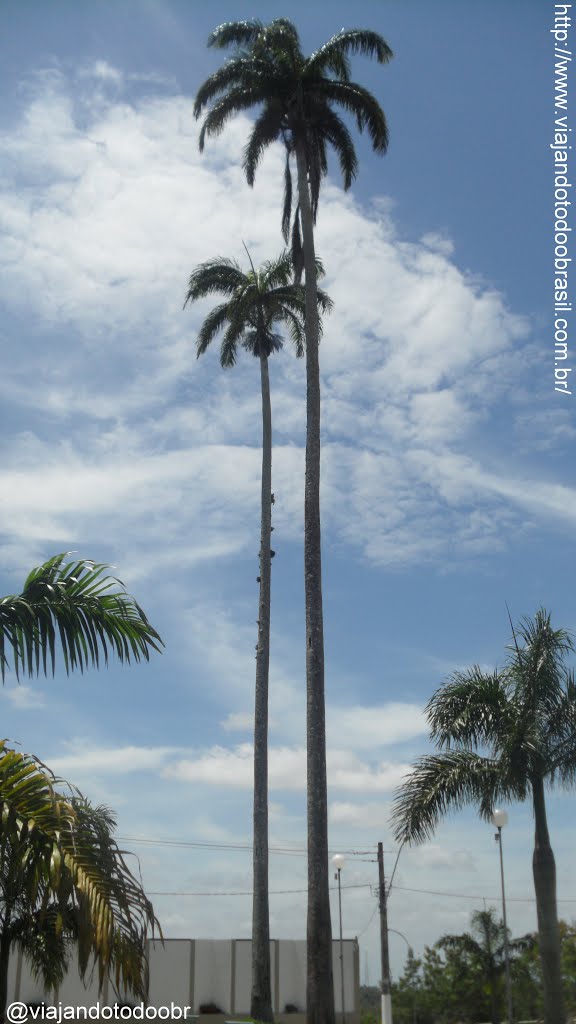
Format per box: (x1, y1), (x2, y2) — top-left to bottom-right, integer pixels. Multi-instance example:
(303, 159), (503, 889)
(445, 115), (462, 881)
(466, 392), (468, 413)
(148, 939), (193, 1010)
(276, 940), (306, 1013)
(193, 939), (233, 1012)
(8, 938), (359, 1017)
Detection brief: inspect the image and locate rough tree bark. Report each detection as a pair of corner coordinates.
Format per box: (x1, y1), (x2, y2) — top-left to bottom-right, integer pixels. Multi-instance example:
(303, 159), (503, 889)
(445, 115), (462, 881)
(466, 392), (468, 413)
(532, 774), (566, 1024)
(251, 350), (274, 1023)
(295, 138), (335, 1024)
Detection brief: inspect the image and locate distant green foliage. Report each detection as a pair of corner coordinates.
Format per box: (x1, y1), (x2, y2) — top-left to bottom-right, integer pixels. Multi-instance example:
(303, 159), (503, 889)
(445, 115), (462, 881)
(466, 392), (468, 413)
(373, 914), (576, 1024)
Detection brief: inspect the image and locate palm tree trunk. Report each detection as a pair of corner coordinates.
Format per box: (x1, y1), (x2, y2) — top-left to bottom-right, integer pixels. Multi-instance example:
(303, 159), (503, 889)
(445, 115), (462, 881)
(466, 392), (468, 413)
(488, 968), (500, 1024)
(251, 351), (273, 1024)
(0, 910), (12, 1024)
(532, 775), (565, 1024)
(294, 138), (335, 1024)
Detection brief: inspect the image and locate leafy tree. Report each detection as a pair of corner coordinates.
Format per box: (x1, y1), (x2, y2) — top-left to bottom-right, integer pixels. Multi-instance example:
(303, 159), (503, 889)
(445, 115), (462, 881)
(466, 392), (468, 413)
(512, 922), (576, 1021)
(184, 249), (331, 1023)
(391, 609), (576, 1024)
(436, 909), (529, 1024)
(0, 742), (159, 1019)
(194, 22), (392, 1024)
(0, 553), (163, 680)
(391, 917), (576, 1024)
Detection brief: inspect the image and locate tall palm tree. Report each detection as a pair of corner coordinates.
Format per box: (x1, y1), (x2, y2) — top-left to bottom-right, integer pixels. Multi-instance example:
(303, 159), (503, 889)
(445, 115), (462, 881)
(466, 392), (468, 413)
(194, 24), (392, 1024)
(0, 741), (159, 1019)
(391, 609), (576, 1024)
(184, 249), (331, 1023)
(0, 553), (163, 680)
(437, 909), (522, 1024)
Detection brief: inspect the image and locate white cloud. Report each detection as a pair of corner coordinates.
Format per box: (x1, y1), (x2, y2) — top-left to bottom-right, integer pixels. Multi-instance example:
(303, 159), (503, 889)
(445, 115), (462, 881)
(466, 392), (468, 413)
(0, 63), (570, 582)
(221, 712), (254, 732)
(409, 844), (478, 872)
(164, 745), (412, 794)
(329, 801), (390, 828)
(49, 743), (178, 777)
(328, 703), (426, 749)
(0, 685), (45, 710)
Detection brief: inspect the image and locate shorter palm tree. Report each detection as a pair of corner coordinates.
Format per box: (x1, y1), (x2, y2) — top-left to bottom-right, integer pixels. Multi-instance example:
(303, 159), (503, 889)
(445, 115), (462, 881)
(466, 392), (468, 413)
(0, 742), (160, 1018)
(184, 248), (331, 1023)
(438, 908), (529, 1024)
(391, 609), (576, 1024)
(0, 553), (163, 680)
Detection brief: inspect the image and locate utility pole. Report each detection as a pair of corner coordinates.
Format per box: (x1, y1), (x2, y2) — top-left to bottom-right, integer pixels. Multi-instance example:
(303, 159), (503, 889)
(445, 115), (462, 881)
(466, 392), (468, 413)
(378, 842), (393, 1024)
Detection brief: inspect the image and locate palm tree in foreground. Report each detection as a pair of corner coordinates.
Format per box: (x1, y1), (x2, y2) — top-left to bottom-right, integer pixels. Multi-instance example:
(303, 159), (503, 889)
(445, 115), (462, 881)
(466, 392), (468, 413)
(194, 23), (392, 1024)
(0, 741), (159, 1020)
(0, 553), (163, 680)
(391, 609), (576, 1024)
(184, 249), (331, 1023)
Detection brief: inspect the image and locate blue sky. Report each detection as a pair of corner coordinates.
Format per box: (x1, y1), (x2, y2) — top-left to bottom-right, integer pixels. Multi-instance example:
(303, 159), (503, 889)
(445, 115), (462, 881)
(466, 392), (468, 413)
(0, 0), (574, 984)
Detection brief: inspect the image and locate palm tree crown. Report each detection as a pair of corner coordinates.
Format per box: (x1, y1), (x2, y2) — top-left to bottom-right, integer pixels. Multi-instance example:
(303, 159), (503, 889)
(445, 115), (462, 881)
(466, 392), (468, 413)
(184, 248), (332, 364)
(194, 19), (392, 262)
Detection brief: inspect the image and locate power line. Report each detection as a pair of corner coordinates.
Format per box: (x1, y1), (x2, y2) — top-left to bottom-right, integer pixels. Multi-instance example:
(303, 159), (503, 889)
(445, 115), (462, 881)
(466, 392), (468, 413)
(118, 835), (377, 857)
(146, 880), (576, 904)
(357, 903), (379, 938)
(391, 884), (576, 904)
(147, 882), (373, 897)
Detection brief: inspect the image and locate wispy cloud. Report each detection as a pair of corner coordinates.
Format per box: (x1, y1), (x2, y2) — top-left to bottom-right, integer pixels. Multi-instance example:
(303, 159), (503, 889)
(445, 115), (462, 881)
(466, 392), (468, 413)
(164, 745), (412, 793)
(1, 63), (566, 583)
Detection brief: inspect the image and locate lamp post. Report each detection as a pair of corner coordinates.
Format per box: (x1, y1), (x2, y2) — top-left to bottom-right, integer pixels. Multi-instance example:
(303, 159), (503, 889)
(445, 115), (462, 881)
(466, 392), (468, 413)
(332, 854), (346, 1023)
(492, 809), (513, 1024)
(388, 930), (416, 1024)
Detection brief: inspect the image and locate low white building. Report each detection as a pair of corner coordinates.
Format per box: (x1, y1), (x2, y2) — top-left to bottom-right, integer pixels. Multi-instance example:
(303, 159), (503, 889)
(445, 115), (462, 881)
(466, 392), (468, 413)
(7, 938), (360, 1023)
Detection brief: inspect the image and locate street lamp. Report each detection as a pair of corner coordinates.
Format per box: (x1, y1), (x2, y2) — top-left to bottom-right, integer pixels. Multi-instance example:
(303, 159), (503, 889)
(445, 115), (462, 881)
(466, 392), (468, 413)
(388, 929), (413, 960)
(332, 854), (346, 1023)
(492, 809), (513, 1024)
(388, 930), (416, 1024)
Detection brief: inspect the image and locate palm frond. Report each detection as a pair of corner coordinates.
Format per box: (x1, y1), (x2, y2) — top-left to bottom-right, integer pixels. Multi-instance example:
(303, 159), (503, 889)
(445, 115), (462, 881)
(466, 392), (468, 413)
(507, 608), (575, 718)
(316, 286), (334, 321)
(198, 87), (269, 150)
(0, 555), (162, 681)
(281, 146), (293, 243)
(390, 751), (518, 845)
(250, 18), (301, 63)
(316, 106), (358, 189)
(308, 29), (392, 76)
(0, 743), (159, 1000)
(314, 78), (389, 153)
(195, 302), (234, 360)
(207, 20), (264, 52)
(193, 57), (269, 117)
(291, 206), (303, 283)
(275, 306), (305, 357)
(185, 258), (245, 303)
(11, 903), (75, 991)
(426, 668), (512, 750)
(243, 102), (284, 186)
(260, 250), (295, 291)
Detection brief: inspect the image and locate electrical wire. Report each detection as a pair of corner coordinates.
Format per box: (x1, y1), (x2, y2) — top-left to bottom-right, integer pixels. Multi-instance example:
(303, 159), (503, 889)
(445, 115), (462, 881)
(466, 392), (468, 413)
(392, 884), (576, 904)
(147, 882), (373, 897)
(146, 881), (576, 904)
(118, 835), (376, 857)
(356, 903), (379, 938)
